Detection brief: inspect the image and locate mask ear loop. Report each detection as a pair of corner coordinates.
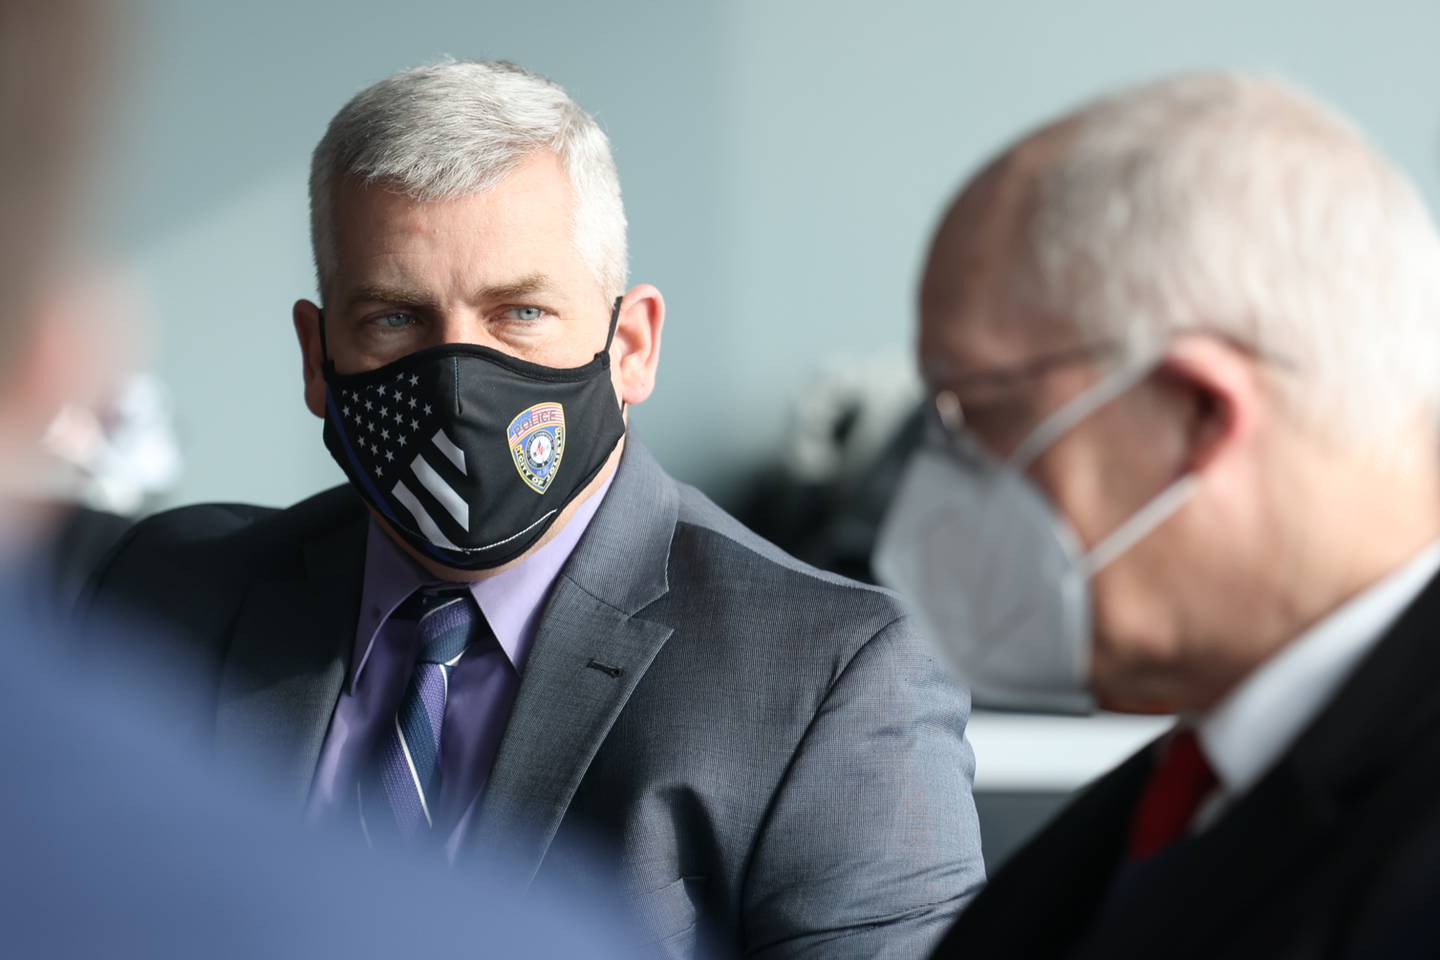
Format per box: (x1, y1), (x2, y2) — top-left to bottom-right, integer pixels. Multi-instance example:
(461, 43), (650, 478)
(1010, 356), (1162, 472)
(603, 295), (622, 353)
(1006, 350), (1199, 576)
(316, 309), (335, 374)
(1080, 474), (1198, 576)
(604, 295), (628, 418)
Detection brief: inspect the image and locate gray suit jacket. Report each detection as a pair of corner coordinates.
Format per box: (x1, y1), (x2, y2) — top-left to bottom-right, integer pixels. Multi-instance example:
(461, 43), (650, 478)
(85, 441), (985, 957)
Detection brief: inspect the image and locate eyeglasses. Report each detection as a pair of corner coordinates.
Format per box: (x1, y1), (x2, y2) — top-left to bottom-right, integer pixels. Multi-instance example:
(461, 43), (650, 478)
(925, 329), (1296, 471)
(925, 339), (1124, 469)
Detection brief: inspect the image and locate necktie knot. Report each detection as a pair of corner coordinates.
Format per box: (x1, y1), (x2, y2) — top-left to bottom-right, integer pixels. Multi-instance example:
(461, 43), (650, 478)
(1126, 728), (1218, 860)
(402, 585), (478, 665)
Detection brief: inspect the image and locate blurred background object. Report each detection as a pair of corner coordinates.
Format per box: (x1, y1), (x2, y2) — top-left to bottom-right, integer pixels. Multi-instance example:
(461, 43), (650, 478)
(737, 353), (921, 581)
(43, 374), (183, 518)
(0, 0), (127, 559)
(33, 373), (182, 613)
(99, 0), (1440, 872)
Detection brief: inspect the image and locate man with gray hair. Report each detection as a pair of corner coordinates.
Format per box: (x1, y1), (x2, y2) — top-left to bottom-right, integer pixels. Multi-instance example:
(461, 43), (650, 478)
(87, 60), (985, 957)
(876, 72), (1440, 957)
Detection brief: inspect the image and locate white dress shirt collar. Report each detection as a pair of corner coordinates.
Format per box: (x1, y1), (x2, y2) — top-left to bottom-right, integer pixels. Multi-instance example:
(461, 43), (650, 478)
(1195, 540), (1440, 807)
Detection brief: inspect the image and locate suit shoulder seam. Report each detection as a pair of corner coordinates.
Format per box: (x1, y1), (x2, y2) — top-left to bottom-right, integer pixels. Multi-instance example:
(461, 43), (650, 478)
(674, 518), (895, 598)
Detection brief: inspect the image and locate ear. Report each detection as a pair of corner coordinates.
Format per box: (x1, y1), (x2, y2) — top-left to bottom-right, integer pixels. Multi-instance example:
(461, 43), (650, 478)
(293, 298), (327, 419)
(1158, 335), (1263, 476)
(611, 284), (664, 407)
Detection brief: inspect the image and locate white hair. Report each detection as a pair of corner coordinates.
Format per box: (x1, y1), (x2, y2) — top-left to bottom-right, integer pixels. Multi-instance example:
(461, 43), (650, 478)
(1012, 72), (1440, 448)
(309, 59), (627, 298)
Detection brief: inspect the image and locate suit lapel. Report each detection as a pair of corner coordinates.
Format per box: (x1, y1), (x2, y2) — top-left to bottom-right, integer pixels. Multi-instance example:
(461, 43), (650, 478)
(215, 511), (367, 805)
(470, 581), (673, 880)
(959, 737), (1332, 960)
(471, 442), (679, 882)
(1072, 764), (1334, 959)
(1075, 571), (1440, 959)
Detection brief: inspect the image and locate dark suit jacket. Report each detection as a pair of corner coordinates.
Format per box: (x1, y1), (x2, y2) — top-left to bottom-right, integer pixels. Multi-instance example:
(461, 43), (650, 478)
(933, 572), (1440, 960)
(85, 441), (985, 958)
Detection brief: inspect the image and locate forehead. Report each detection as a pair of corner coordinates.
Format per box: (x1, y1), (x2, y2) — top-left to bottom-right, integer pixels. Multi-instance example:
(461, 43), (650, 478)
(330, 152), (579, 284)
(919, 208), (1049, 387)
(918, 140), (1083, 388)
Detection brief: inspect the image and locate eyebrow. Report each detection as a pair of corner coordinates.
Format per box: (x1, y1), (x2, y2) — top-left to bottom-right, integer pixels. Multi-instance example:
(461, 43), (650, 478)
(345, 273), (554, 312)
(347, 284), (438, 311)
(477, 274), (552, 302)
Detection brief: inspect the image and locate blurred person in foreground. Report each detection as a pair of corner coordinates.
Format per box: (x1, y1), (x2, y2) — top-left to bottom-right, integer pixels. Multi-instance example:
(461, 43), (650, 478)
(875, 73), (1440, 958)
(85, 59), (985, 957)
(1, 3), (639, 956)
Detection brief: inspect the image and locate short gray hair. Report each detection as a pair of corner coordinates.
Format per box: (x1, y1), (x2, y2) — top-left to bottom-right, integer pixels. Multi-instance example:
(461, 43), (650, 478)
(1012, 72), (1440, 448)
(309, 59), (628, 299)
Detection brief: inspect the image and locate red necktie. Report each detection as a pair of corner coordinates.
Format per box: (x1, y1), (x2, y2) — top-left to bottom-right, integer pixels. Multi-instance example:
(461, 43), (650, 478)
(1126, 728), (1218, 859)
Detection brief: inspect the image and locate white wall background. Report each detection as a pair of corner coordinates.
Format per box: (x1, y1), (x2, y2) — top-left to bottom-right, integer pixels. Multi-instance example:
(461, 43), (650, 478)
(112, 0), (1440, 510)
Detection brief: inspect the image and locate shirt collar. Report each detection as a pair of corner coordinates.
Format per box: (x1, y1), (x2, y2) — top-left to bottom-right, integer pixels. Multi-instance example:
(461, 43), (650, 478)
(349, 473), (616, 690)
(1195, 540), (1440, 796)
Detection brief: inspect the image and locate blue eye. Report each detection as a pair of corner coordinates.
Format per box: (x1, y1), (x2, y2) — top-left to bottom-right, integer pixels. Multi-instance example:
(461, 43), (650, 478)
(376, 313), (414, 329)
(507, 306), (546, 322)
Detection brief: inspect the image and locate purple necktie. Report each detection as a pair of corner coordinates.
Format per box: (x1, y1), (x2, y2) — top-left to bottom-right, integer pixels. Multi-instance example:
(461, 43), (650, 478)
(370, 586), (484, 842)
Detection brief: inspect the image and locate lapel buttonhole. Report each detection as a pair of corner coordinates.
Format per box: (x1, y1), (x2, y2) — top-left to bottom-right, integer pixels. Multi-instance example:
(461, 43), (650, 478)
(585, 658), (625, 678)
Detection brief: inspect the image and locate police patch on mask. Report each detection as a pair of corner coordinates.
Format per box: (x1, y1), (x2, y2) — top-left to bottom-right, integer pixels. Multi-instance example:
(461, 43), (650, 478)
(508, 402), (567, 494)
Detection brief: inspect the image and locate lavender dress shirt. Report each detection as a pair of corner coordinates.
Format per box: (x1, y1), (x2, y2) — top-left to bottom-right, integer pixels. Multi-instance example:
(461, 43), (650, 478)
(308, 476), (613, 858)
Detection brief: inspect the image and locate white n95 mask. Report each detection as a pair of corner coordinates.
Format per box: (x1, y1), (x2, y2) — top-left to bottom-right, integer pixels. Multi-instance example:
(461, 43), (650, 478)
(873, 360), (1197, 714)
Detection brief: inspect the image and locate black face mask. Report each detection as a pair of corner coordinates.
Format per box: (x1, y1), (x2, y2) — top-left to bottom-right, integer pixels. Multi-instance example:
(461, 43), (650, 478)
(317, 298), (627, 571)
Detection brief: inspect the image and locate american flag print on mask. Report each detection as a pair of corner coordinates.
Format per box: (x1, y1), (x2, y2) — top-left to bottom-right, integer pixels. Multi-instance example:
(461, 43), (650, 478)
(335, 372), (479, 552)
